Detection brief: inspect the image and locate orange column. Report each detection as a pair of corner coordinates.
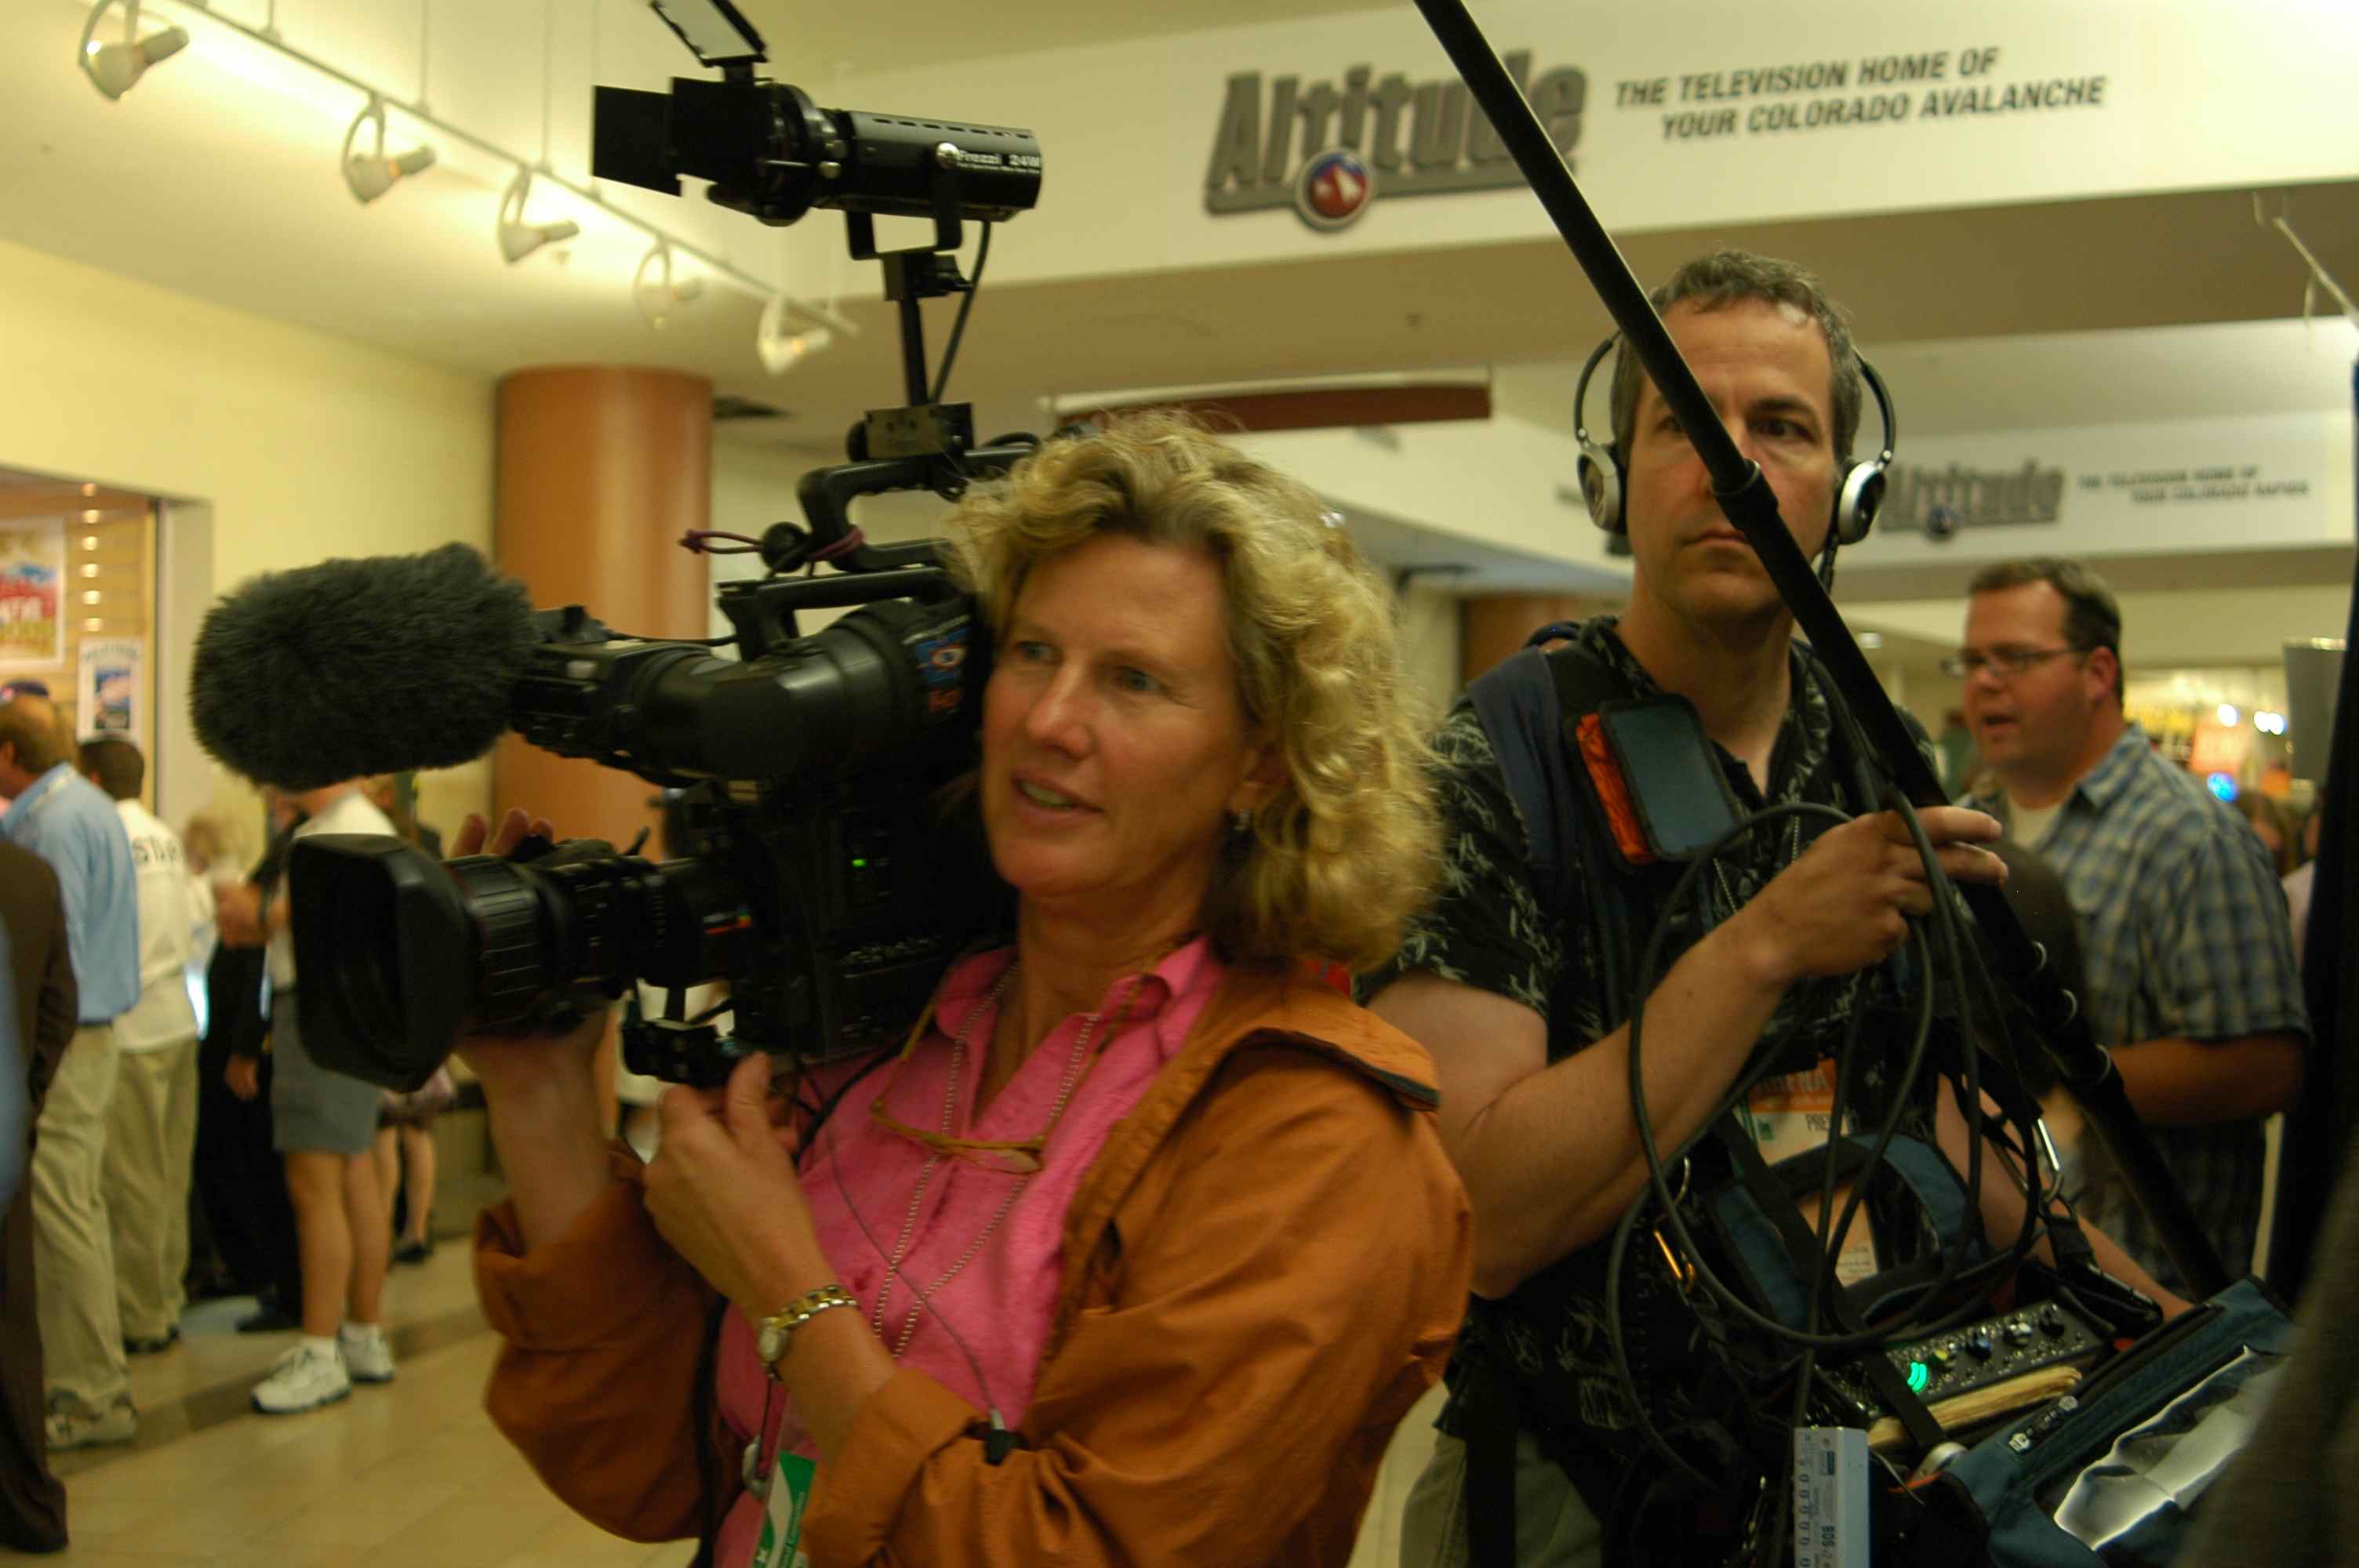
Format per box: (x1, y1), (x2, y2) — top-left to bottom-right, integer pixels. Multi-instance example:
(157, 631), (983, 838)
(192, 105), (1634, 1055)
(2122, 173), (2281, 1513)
(1461, 593), (1625, 684)
(493, 367), (711, 851)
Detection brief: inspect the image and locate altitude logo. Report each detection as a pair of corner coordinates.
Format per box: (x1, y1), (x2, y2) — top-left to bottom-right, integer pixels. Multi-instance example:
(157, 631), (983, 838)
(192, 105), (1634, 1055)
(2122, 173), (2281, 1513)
(1205, 52), (1586, 232)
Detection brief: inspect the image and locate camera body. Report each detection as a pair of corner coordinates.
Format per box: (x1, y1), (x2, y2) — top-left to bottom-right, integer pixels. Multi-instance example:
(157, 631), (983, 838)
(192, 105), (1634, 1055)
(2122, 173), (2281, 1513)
(291, 563), (1012, 1091)
(593, 78), (1041, 231)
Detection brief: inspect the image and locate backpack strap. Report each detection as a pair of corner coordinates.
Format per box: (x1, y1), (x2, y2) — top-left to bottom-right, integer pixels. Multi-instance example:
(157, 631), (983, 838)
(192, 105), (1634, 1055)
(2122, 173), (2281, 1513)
(1466, 637), (1651, 1015)
(1466, 640), (1590, 916)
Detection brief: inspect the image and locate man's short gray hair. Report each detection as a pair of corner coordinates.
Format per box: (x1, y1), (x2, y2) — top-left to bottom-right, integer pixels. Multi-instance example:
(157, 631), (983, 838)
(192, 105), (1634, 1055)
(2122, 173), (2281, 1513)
(1607, 249), (1864, 465)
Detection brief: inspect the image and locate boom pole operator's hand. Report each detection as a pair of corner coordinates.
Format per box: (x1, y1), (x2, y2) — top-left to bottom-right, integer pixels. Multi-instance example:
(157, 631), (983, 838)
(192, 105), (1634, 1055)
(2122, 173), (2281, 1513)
(1728, 807), (2005, 987)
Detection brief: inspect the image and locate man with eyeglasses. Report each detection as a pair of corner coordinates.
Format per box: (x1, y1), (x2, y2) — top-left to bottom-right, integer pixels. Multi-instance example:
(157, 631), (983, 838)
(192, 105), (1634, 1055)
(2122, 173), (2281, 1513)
(1954, 557), (2306, 1293)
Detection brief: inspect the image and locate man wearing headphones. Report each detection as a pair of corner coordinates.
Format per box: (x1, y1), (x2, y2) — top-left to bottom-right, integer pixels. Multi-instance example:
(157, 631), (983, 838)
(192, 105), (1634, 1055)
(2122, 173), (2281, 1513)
(1367, 250), (2176, 1566)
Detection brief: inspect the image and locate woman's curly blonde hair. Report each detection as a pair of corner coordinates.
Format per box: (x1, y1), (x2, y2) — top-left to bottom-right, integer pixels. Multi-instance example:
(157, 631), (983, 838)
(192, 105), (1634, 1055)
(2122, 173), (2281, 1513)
(942, 412), (1441, 975)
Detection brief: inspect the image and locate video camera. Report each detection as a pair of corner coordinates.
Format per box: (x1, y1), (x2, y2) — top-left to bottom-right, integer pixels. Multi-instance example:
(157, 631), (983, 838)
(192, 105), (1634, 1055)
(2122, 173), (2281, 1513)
(288, 0), (1041, 1091)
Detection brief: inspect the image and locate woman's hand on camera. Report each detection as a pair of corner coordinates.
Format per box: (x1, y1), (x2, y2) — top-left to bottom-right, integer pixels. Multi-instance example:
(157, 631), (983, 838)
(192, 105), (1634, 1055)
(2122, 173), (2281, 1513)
(643, 1052), (821, 1319)
(448, 810), (607, 1106)
(453, 808), (551, 862)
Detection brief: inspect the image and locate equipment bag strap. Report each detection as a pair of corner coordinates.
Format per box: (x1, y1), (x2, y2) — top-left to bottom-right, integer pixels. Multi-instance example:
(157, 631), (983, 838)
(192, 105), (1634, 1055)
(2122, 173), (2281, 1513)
(1465, 633), (1604, 922)
(1927, 1008), (2105, 1281)
(1459, 634), (1655, 1566)
(1464, 636), (1670, 1030)
(1712, 1115), (1950, 1454)
(1462, 1362), (1521, 1567)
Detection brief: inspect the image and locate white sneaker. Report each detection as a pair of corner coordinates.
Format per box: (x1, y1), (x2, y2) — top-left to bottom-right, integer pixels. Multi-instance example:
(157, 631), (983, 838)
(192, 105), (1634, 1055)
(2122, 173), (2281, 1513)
(340, 1323), (395, 1385)
(45, 1392), (136, 1449)
(251, 1342), (351, 1414)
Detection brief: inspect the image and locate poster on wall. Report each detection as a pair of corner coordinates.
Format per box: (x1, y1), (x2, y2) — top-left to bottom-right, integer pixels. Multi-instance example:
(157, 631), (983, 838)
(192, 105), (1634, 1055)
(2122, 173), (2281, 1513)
(77, 638), (142, 739)
(0, 519), (64, 671)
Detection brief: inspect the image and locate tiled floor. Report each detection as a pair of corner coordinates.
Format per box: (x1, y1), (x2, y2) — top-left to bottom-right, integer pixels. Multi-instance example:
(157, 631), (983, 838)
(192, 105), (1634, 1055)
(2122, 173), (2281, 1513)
(20, 1244), (692, 1567)
(17, 1240), (1446, 1566)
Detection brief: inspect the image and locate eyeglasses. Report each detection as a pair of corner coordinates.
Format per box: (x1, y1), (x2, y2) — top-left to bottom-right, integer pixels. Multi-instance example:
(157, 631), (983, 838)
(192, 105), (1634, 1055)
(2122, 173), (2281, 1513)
(1939, 645), (2092, 680)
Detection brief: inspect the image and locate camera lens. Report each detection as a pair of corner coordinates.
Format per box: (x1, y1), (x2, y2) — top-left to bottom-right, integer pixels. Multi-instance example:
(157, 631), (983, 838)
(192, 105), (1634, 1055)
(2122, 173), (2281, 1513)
(289, 834), (751, 1091)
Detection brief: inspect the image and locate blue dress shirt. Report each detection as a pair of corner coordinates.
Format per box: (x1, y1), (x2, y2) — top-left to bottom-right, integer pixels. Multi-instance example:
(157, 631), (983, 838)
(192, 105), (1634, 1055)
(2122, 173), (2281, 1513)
(2, 764), (140, 1024)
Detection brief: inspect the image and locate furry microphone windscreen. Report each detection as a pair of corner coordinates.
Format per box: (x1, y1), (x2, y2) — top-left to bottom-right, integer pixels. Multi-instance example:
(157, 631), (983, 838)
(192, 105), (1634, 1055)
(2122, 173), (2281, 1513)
(191, 543), (537, 790)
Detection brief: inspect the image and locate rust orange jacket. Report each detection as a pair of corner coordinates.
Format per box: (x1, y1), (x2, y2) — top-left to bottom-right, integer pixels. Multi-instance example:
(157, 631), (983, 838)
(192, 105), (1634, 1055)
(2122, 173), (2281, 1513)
(474, 964), (1474, 1566)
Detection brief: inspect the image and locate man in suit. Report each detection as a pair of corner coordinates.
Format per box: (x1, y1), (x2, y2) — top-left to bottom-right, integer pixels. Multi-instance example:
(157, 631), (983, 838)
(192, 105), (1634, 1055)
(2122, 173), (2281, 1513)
(0, 840), (80, 1551)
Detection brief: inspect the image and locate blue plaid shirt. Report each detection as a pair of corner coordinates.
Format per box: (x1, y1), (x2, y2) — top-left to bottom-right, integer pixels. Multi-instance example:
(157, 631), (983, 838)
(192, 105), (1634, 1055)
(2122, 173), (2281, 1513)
(1969, 724), (2307, 1291)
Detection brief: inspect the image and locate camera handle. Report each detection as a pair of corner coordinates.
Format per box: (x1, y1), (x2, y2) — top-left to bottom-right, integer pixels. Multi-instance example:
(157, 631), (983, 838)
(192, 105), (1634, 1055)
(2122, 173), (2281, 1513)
(715, 154), (1045, 659)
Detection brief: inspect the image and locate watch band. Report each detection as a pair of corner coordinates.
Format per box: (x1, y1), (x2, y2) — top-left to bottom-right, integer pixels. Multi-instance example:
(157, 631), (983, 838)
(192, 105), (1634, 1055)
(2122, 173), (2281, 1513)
(755, 1284), (858, 1381)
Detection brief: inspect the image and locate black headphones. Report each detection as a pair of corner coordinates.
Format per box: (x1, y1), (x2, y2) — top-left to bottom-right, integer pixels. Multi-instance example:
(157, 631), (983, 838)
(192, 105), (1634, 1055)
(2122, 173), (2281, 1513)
(1572, 333), (1897, 549)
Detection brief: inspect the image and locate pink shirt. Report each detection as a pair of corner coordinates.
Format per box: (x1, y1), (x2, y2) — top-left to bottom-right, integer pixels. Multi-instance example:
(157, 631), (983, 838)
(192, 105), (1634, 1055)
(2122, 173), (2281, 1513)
(713, 936), (1227, 1567)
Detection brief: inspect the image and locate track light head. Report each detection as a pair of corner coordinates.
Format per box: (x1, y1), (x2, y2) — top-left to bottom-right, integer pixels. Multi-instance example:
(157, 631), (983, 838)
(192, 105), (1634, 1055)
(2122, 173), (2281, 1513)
(346, 146), (437, 203)
(500, 218), (580, 264)
(632, 243), (706, 328)
(756, 293), (834, 374)
(496, 169), (578, 263)
(79, 2), (187, 100)
(341, 96), (436, 204)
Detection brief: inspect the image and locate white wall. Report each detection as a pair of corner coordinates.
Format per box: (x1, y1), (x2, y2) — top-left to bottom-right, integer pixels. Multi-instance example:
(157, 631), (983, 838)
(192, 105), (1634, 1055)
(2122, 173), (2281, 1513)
(1234, 416), (1622, 573)
(1845, 412), (2356, 572)
(809, 0), (2359, 289)
(704, 439), (1470, 707)
(1395, 579), (1462, 717)
(0, 237), (496, 835)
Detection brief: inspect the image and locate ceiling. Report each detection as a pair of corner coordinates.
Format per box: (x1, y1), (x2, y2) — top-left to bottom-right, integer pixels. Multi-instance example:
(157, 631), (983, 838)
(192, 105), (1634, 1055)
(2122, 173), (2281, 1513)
(2, 0), (2354, 619)
(728, 0), (1386, 74)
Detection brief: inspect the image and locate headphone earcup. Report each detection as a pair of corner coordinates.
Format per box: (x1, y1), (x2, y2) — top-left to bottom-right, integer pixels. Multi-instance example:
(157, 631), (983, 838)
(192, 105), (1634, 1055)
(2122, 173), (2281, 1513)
(1833, 457), (1888, 547)
(1578, 441), (1626, 535)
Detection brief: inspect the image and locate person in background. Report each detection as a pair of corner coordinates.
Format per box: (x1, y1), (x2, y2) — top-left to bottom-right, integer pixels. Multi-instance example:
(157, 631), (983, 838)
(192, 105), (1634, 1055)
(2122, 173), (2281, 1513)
(1957, 557), (2306, 1291)
(2236, 792), (2296, 879)
(0, 695), (140, 1451)
(174, 809), (236, 1305)
(2282, 802), (2324, 974)
(188, 795), (304, 1334)
(217, 779), (398, 1414)
(373, 1070), (451, 1268)
(76, 738), (212, 1359)
(467, 414), (1472, 1566)
(0, 843), (75, 1549)
(366, 772), (442, 860)
(367, 774), (447, 1265)
(1363, 252), (2175, 1566)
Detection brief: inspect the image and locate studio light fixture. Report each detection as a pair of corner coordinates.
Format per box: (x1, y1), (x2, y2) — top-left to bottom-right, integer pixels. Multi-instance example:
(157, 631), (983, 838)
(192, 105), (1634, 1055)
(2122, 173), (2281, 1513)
(756, 292), (834, 375)
(79, 0), (189, 101)
(341, 95), (436, 204)
(632, 242), (705, 329)
(75, 2), (852, 336)
(496, 169), (579, 264)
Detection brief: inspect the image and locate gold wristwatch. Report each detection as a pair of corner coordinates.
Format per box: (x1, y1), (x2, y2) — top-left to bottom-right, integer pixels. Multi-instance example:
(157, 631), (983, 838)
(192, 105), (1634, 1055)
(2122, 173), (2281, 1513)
(755, 1284), (857, 1381)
